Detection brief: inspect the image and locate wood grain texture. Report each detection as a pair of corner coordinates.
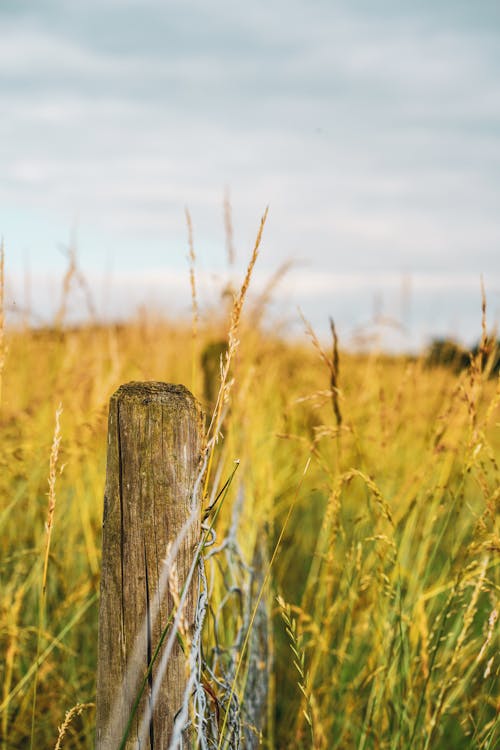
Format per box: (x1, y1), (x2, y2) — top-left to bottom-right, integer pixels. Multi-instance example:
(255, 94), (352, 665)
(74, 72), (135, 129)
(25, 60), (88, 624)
(95, 382), (202, 750)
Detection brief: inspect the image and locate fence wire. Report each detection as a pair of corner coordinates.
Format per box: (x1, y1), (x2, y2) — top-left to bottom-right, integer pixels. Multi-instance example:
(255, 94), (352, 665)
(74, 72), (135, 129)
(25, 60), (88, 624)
(168, 483), (269, 750)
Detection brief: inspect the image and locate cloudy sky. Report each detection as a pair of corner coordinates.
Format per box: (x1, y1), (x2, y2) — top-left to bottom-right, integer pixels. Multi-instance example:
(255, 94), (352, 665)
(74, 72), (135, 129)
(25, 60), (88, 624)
(2, 0), (500, 348)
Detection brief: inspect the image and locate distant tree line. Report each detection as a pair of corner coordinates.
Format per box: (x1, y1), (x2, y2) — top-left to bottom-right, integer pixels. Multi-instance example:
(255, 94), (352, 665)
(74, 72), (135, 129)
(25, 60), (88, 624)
(425, 336), (500, 376)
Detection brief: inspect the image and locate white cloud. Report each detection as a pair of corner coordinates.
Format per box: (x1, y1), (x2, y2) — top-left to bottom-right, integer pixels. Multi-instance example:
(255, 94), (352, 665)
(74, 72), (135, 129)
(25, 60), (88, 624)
(1, 0), (500, 348)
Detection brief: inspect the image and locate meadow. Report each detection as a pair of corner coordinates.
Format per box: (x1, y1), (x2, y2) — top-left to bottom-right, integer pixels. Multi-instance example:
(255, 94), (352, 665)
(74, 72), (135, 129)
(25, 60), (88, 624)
(0, 245), (499, 749)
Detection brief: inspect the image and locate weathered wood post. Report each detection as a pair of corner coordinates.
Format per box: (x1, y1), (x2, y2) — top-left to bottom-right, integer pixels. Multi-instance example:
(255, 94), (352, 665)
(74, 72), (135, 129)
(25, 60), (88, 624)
(95, 382), (202, 750)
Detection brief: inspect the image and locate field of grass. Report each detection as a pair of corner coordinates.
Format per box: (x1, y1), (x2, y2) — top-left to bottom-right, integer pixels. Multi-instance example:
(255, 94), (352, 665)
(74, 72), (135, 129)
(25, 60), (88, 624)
(0, 250), (499, 748)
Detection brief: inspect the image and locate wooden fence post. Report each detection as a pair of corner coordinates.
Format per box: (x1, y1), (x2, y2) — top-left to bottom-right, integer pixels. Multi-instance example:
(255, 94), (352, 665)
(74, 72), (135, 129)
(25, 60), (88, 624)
(95, 382), (202, 750)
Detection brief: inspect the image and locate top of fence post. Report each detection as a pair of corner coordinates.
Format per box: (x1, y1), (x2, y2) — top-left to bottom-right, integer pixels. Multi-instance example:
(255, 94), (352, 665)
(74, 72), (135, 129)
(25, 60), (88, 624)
(95, 381), (203, 750)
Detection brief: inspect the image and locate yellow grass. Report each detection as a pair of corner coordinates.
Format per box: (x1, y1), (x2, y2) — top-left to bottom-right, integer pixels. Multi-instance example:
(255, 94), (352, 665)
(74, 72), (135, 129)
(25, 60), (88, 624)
(0, 253), (498, 748)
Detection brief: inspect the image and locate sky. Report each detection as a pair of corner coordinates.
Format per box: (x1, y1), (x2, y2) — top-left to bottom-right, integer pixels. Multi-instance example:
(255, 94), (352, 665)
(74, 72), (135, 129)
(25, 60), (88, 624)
(1, 0), (500, 349)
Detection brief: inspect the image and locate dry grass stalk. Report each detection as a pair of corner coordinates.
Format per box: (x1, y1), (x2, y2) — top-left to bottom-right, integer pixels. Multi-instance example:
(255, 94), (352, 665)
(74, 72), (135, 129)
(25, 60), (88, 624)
(1, 586), (24, 750)
(0, 240), (4, 404)
(53, 702), (95, 750)
(216, 455), (312, 749)
(329, 317), (342, 427)
(480, 275), (487, 360)
(343, 469), (394, 526)
(30, 403), (63, 749)
(416, 598), (430, 681)
(471, 276), (493, 379)
(185, 208), (198, 321)
(42, 404), (63, 595)
(54, 242), (96, 328)
(276, 594), (314, 746)
(250, 259), (293, 324)
(223, 187), (236, 266)
(300, 309), (332, 372)
(428, 556), (489, 742)
(476, 607), (498, 665)
(185, 207), (199, 391)
(301, 311), (343, 428)
(227, 206), (268, 355)
(165, 542), (189, 640)
(204, 208), (268, 493)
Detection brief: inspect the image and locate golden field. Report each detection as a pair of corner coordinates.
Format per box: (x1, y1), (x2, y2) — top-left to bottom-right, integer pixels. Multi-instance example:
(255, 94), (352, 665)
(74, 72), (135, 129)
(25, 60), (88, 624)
(0, 254), (499, 748)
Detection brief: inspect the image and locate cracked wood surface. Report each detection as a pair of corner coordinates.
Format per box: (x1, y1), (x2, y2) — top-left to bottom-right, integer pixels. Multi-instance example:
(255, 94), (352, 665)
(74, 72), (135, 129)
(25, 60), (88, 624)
(95, 382), (202, 750)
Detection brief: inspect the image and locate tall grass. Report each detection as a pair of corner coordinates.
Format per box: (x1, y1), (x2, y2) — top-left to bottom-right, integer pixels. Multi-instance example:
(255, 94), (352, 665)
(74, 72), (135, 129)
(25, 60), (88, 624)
(0, 251), (498, 748)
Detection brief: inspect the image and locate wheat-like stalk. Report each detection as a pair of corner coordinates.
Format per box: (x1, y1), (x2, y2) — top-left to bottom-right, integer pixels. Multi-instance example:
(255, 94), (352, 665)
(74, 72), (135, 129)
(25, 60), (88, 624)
(165, 542), (189, 640)
(223, 187), (235, 266)
(250, 259), (293, 325)
(425, 556), (490, 748)
(204, 207), (268, 494)
(53, 702), (95, 750)
(227, 207), (267, 354)
(0, 239), (5, 405)
(476, 607), (498, 664)
(480, 275), (488, 362)
(54, 240), (95, 328)
(42, 403), (63, 595)
(30, 403), (63, 750)
(185, 207), (199, 392)
(276, 594), (315, 745)
(1, 586), (24, 750)
(329, 317), (342, 427)
(299, 308), (334, 377)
